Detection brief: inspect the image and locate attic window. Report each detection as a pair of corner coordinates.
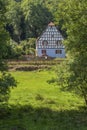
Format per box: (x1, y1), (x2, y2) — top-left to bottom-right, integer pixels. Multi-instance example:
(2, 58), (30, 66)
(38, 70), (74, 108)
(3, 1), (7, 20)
(51, 34), (54, 38)
(42, 40), (48, 46)
(56, 40), (62, 46)
(50, 26), (52, 29)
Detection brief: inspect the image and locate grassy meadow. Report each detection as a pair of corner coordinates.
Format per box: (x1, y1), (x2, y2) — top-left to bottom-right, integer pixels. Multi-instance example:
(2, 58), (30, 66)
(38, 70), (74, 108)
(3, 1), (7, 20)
(0, 69), (87, 130)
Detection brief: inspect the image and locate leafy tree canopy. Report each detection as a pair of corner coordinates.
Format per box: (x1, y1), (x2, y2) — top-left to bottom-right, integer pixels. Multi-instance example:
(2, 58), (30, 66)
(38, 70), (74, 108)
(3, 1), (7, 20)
(6, 0), (62, 42)
(56, 0), (87, 105)
(0, 0), (17, 103)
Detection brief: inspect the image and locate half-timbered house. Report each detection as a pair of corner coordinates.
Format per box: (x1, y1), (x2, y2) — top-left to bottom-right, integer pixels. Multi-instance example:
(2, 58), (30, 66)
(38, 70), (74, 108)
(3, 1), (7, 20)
(36, 22), (65, 58)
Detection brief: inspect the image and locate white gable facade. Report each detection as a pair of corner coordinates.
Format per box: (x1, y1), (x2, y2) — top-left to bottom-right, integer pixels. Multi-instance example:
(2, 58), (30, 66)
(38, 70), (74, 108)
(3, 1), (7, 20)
(36, 22), (65, 58)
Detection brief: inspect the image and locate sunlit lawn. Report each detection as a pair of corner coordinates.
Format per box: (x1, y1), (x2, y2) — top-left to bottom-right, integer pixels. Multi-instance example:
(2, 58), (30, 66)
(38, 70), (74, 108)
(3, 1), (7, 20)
(0, 70), (87, 130)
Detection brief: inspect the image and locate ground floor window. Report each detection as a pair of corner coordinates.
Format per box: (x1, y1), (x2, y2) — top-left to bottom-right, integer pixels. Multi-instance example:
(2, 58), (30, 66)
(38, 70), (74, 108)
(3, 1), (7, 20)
(42, 50), (46, 55)
(55, 50), (62, 54)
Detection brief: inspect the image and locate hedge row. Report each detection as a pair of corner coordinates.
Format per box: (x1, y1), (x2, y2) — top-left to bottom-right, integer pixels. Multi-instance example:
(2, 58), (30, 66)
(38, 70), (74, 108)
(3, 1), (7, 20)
(9, 65), (51, 71)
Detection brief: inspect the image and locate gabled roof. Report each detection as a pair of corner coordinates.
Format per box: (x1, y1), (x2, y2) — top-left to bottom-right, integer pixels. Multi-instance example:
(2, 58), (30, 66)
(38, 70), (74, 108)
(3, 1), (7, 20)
(36, 22), (63, 42)
(36, 22), (54, 41)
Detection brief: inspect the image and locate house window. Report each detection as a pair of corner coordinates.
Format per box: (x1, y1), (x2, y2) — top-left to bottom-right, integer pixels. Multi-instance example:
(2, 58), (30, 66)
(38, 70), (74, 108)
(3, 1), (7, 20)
(42, 50), (46, 55)
(56, 40), (62, 46)
(42, 40), (48, 46)
(51, 34), (54, 38)
(55, 50), (62, 54)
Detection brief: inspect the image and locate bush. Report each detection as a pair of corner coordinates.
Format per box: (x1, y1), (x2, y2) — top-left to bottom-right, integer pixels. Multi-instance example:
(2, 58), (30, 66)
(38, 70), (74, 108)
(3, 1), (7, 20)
(0, 72), (17, 103)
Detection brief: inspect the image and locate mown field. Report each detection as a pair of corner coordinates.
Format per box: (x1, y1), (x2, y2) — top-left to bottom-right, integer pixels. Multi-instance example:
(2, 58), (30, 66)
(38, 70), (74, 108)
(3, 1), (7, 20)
(0, 69), (87, 130)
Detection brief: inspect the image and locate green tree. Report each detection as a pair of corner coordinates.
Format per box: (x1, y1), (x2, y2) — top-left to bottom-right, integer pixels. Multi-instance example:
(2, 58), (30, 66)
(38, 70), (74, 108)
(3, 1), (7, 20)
(6, 0), (26, 42)
(56, 0), (87, 105)
(20, 38), (36, 55)
(0, 0), (17, 103)
(6, 0), (64, 41)
(21, 1), (53, 38)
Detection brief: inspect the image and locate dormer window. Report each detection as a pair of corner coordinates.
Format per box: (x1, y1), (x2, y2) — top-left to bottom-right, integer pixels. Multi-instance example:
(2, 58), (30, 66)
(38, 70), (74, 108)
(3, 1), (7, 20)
(42, 40), (48, 46)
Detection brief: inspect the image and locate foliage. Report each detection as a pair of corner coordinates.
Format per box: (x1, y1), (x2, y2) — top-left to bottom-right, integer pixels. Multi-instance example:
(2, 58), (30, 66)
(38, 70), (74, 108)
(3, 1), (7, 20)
(56, 0), (87, 105)
(5, 40), (22, 59)
(0, 0), (17, 103)
(0, 72), (17, 102)
(6, 38), (36, 59)
(20, 38), (36, 55)
(6, 0), (26, 42)
(21, 2), (53, 38)
(0, 0), (9, 69)
(6, 0), (64, 42)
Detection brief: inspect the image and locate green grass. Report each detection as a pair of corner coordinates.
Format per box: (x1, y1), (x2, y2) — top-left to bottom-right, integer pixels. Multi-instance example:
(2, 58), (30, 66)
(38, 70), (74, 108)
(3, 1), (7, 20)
(0, 70), (87, 130)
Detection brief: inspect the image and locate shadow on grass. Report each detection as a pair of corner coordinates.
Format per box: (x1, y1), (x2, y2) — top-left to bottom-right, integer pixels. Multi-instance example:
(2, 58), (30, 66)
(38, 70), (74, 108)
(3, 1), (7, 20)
(0, 104), (87, 130)
(47, 77), (56, 84)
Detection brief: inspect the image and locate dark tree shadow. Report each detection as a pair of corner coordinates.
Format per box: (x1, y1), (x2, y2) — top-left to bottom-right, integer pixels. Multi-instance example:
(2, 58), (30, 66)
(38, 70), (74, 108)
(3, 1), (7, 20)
(47, 77), (56, 84)
(0, 104), (87, 130)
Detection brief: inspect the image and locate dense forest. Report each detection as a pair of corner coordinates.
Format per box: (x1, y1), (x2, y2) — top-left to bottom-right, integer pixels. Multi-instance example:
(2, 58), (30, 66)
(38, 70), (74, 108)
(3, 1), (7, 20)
(6, 0), (61, 42)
